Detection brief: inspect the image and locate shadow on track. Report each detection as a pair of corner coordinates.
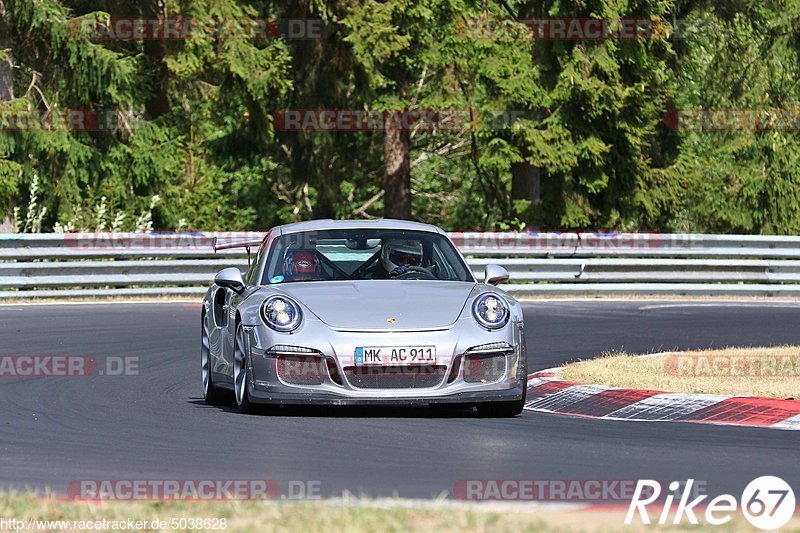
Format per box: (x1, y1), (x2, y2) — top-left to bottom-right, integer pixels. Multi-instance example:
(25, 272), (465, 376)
(187, 398), (483, 418)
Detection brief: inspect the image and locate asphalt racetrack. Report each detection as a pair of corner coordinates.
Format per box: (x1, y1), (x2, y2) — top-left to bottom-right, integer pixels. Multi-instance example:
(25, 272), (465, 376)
(0, 300), (798, 499)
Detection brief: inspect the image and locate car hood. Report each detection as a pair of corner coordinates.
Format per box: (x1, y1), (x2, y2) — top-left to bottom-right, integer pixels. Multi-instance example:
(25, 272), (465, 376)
(277, 280), (476, 330)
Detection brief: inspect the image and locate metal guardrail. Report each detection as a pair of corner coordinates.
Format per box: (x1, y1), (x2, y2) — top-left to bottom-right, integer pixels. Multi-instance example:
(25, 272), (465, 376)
(1, 232), (800, 298)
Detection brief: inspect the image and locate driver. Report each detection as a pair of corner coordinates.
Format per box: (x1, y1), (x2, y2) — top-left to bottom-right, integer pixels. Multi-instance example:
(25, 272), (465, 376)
(283, 249), (320, 281)
(381, 239), (424, 277)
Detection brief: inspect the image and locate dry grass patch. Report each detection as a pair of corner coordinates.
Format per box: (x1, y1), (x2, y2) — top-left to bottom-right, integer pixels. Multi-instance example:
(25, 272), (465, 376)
(559, 346), (800, 399)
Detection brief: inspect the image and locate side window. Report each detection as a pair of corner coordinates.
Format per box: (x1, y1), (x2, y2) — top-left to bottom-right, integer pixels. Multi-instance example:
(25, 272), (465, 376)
(213, 287), (228, 327)
(245, 248), (260, 284)
(245, 233), (271, 285)
(431, 242), (454, 280)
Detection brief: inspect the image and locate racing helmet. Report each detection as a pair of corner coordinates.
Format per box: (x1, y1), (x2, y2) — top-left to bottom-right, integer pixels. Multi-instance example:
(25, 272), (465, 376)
(381, 239), (423, 273)
(283, 249), (318, 281)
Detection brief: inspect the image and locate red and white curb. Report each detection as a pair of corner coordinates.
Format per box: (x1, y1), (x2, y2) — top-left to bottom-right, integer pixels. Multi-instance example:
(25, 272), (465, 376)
(524, 354), (800, 430)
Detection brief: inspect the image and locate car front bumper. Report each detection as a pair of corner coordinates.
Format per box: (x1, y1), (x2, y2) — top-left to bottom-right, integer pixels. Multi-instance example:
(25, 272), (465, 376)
(243, 317), (527, 406)
(245, 383), (526, 406)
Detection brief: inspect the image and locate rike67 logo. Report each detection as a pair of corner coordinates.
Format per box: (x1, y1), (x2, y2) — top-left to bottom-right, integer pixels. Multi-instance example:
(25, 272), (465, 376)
(626, 476), (795, 530)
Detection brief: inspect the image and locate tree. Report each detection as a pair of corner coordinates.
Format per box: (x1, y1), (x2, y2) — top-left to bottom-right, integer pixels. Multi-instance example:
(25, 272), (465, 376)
(495, 0), (677, 229)
(655, 1), (800, 233)
(1, 0), (798, 234)
(0, 0), (292, 231)
(342, 0), (466, 220)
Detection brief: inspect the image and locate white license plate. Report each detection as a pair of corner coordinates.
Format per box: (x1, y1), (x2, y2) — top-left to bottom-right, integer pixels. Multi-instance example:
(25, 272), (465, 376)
(355, 346), (437, 366)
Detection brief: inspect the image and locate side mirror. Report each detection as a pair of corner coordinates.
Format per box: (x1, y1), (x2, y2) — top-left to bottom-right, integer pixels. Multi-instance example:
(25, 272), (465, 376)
(483, 264), (509, 286)
(214, 267), (246, 294)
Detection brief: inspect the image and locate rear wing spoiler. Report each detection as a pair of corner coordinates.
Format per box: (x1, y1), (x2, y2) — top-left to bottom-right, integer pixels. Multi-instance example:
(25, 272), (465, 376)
(212, 237), (263, 266)
(212, 238), (263, 252)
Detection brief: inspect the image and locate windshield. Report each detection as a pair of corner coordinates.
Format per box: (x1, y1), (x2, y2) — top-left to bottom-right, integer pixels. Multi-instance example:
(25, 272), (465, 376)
(261, 229), (473, 284)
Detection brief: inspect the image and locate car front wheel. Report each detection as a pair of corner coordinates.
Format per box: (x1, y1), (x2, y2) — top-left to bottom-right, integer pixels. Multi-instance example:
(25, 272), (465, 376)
(202, 314), (227, 406)
(233, 323), (256, 414)
(476, 398), (525, 417)
(476, 384), (527, 417)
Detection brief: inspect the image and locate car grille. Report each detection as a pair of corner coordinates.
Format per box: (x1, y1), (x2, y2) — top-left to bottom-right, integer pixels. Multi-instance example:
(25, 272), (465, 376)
(463, 354), (506, 383)
(276, 355), (326, 386)
(343, 365), (447, 389)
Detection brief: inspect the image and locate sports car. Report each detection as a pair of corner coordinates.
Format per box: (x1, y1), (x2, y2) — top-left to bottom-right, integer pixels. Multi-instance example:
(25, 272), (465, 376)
(201, 219), (527, 416)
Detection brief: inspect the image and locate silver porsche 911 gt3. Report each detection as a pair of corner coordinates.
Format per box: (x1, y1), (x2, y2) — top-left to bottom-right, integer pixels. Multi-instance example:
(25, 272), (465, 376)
(201, 219), (527, 416)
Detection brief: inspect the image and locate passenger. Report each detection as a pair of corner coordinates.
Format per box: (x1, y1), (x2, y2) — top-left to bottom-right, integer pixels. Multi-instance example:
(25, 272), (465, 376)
(283, 250), (321, 281)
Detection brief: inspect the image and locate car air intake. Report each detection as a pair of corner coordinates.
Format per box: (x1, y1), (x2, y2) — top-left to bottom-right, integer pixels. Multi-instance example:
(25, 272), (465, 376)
(463, 354), (506, 383)
(463, 342), (512, 383)
(276, 355), (326, 386)
(344, 365), (447, 389)
(325, 357), (343, 386)
(446, 356), (462, 384)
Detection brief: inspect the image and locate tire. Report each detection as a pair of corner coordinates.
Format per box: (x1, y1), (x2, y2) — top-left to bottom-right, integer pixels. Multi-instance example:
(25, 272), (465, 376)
(202, 314), (227, 406)
(476, 383), (527, 418)
(476, 398), (525, 417)
(233, 322), (256, 414)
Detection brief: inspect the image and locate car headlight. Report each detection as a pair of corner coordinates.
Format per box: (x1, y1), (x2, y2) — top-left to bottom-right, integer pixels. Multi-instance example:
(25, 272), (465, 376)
(260, 296), (302, 332)
(472, 293), (509, 329)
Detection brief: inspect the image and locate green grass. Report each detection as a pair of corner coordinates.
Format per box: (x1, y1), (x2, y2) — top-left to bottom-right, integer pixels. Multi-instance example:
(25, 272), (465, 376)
(3, 493), (799, 532)
(0, 494), (554, 533)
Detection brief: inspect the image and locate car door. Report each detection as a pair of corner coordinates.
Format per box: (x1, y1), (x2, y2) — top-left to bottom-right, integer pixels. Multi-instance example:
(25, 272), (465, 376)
(219, 232), (273, 377)
(207, 281), (235, 383)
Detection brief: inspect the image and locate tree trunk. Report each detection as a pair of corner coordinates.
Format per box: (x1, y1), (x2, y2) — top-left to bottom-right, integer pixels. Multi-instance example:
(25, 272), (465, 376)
(289, 133), (336, 219)
(143, 41), (170, 118)
(511, 162), (540, 205)
(540, 171), (565, 227)
(142, 1), (169, 119)
(383, 114), (411, 219)
(0, 0), (14, 102)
